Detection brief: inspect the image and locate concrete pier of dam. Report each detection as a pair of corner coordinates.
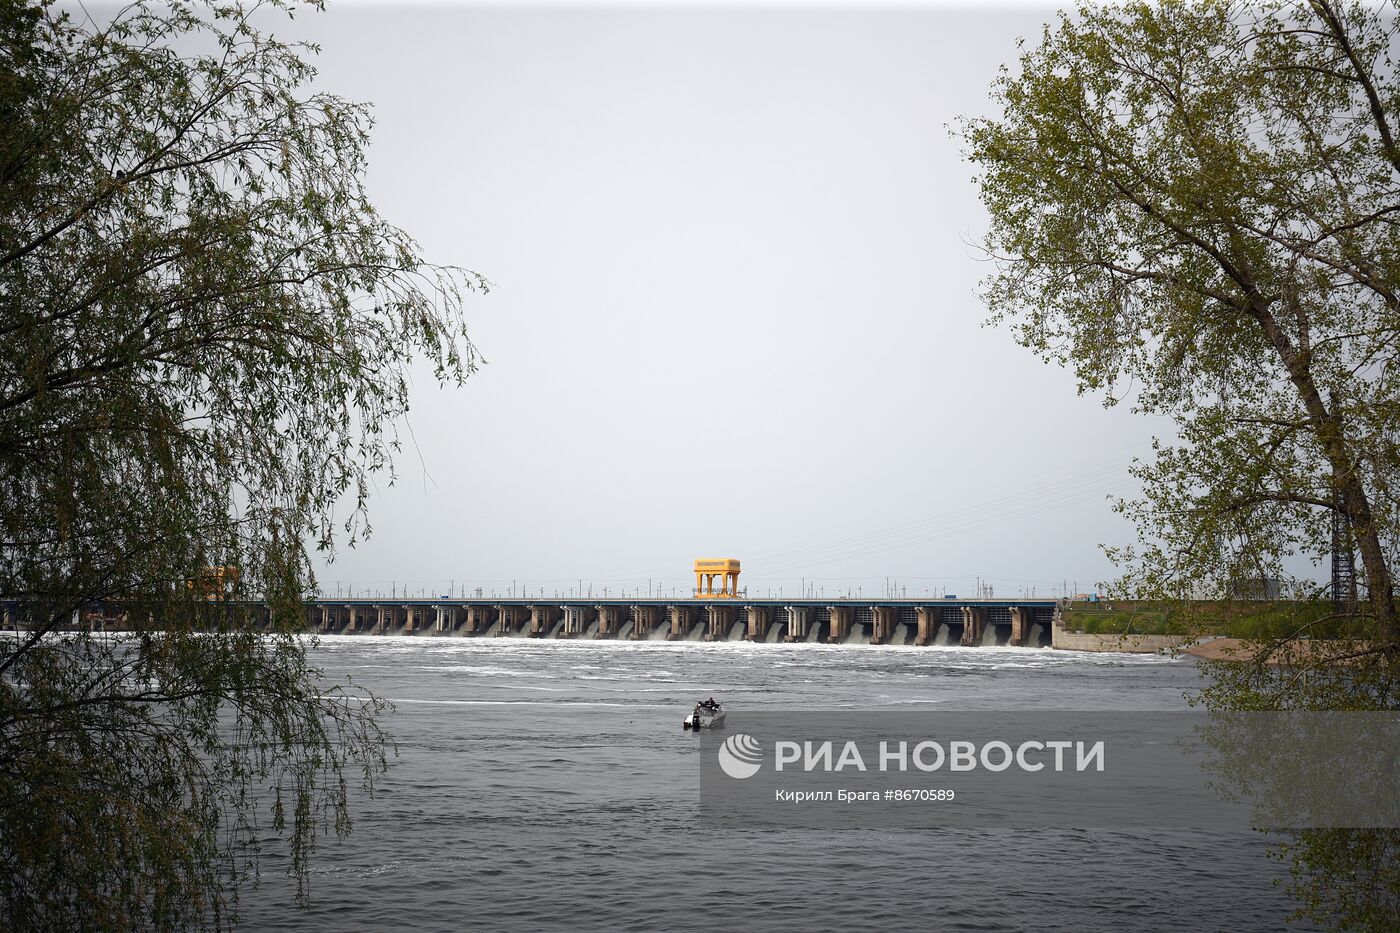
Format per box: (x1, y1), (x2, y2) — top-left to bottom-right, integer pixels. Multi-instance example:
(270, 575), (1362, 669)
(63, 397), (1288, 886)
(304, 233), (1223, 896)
(306, 597), (1060, 648)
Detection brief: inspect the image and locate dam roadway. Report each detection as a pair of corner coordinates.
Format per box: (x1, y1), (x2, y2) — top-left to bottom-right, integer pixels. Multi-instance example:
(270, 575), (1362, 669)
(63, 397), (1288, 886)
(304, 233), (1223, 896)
(307, 597), (1059, 648)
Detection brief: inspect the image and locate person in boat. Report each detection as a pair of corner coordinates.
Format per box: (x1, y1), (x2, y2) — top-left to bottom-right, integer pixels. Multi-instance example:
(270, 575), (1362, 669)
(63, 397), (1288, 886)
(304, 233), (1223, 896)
(701, 696), (719, 711)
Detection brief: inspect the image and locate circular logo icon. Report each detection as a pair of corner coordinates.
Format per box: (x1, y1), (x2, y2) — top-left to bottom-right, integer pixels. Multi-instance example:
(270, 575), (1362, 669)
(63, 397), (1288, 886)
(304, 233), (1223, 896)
(717, 733), (763, 779)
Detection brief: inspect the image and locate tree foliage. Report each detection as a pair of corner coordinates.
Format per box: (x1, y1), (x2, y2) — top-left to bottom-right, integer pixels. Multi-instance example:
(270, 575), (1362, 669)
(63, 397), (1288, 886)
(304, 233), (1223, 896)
(961, 1), (1399, 928)
(0, 0), (483, 928)
(963, 0), (1400, 634)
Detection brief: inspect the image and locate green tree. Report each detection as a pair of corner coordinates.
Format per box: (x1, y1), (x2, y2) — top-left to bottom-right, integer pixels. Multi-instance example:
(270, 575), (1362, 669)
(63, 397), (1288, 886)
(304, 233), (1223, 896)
(961, 1), (1398, 928)
(0, 1), (483, 928)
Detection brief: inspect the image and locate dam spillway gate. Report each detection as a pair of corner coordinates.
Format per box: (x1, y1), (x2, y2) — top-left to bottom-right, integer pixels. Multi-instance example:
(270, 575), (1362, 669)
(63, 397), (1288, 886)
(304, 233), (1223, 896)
(308, 599), (1058, 648)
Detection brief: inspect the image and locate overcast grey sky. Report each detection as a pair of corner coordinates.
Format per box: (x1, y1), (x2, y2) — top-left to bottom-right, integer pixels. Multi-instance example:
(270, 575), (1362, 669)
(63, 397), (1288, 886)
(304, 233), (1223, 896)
(268, 1), (1171, 599)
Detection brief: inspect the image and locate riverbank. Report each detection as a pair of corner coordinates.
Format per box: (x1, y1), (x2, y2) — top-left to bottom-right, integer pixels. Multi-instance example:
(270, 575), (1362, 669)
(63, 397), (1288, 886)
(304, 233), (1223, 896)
(1179, 637), (1379, 666)
(1054, 598), (1370, 655)
(1059, 598), (1342, 640)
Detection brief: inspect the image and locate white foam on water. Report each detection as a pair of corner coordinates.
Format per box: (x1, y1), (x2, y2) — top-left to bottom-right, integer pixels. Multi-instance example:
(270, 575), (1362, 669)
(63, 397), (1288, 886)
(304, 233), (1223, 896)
(300, 632), (1186, 671)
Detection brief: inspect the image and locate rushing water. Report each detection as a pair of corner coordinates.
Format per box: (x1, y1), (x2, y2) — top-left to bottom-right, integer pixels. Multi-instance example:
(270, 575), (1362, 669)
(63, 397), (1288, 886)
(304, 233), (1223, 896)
(236, 638), (1310, 931)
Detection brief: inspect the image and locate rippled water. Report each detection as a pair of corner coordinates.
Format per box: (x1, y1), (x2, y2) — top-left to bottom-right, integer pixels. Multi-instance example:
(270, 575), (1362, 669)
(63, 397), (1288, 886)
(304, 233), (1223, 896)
(236, 638), (1310, 931)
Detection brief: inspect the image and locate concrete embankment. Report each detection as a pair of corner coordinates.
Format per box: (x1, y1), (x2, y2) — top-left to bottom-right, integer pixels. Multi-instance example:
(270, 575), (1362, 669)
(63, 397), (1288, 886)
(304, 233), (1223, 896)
(1051, 627), (1193, 654)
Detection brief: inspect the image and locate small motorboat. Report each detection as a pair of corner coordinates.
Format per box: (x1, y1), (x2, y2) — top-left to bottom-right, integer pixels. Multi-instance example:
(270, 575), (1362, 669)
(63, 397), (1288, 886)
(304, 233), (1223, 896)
(683, 700), (725, 730)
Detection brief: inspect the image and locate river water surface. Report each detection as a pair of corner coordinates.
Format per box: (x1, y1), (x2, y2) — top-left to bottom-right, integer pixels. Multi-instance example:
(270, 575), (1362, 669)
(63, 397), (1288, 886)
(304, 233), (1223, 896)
(237, 638), (1309, 931)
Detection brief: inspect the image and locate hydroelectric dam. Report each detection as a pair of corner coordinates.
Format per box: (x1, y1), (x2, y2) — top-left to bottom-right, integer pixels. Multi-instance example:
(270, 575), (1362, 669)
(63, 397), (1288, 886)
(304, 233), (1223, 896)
(310, 559), (1058, 647)
(307, 597), (1058, 648)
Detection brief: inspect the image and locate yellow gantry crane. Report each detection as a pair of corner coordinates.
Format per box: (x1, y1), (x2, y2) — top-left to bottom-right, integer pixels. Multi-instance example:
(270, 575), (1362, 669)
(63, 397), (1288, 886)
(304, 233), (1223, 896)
(187, 564), (240, 600)
(694, 558), (741, 598)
